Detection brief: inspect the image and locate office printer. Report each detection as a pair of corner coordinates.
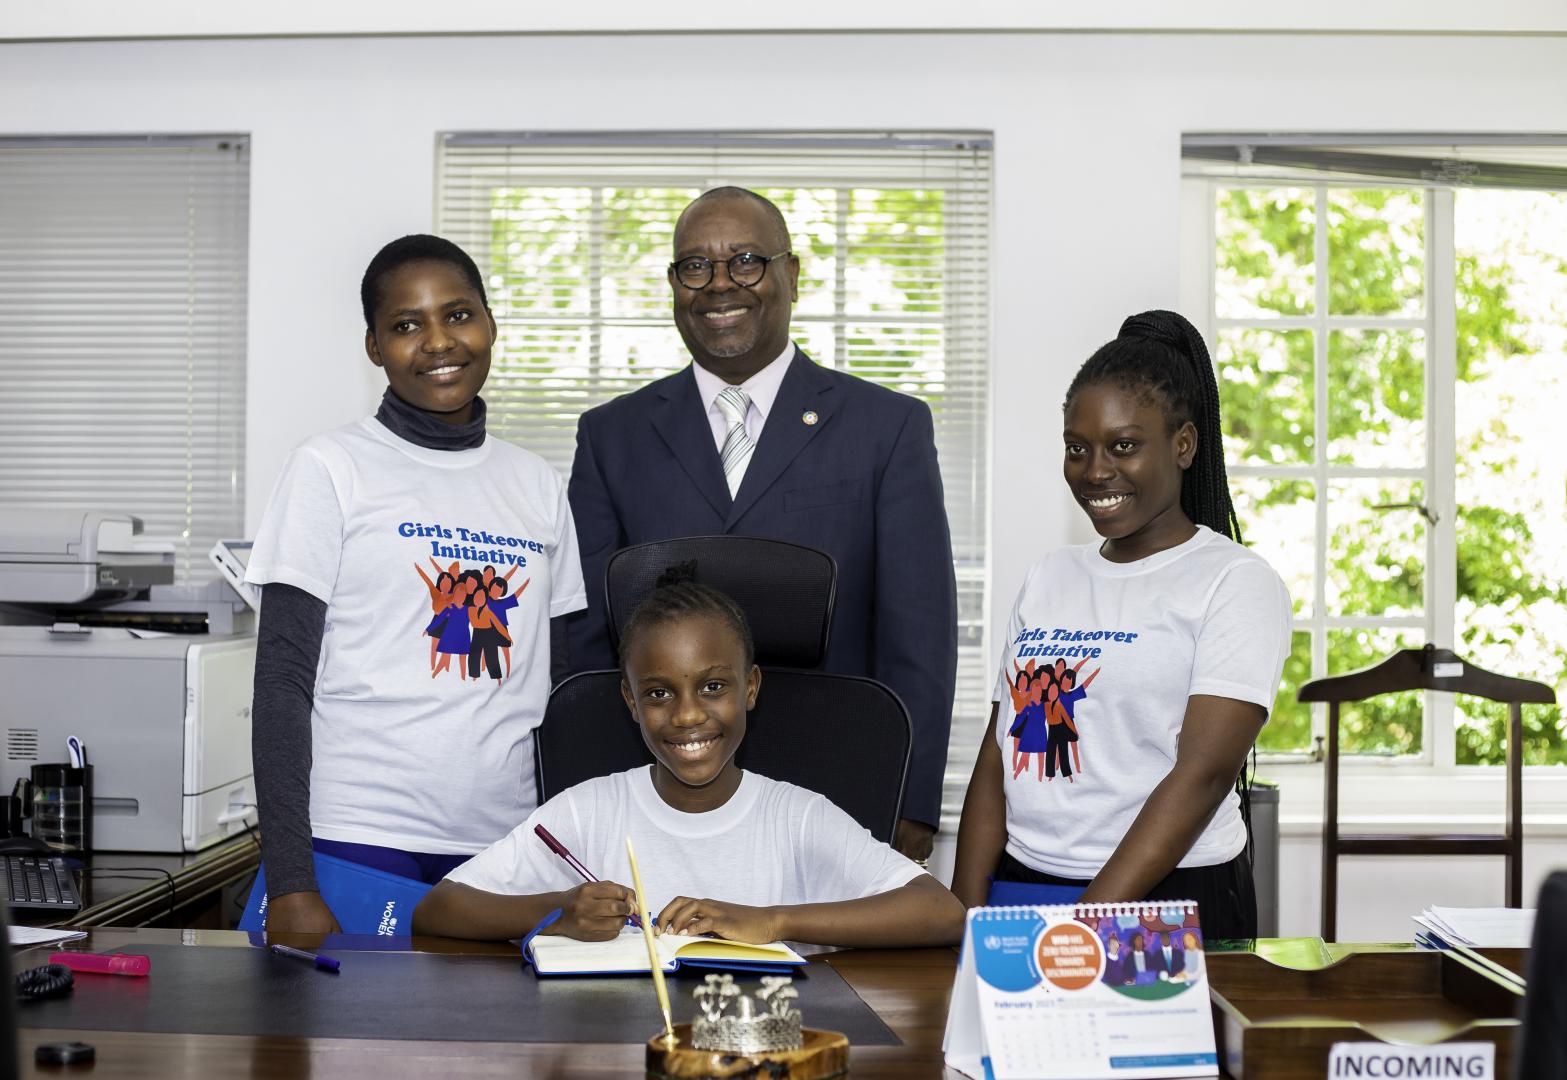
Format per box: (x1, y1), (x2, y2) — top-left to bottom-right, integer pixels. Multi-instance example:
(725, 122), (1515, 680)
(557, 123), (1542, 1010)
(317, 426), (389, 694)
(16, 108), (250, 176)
(0, 511), (257, 852)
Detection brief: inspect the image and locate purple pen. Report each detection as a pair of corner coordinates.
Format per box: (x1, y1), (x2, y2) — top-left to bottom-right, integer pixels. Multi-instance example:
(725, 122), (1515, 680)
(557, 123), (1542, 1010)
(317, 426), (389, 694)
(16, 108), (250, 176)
(534, 824), (596, 882)
(269, 943), (341, 973)
(533, 823), (643, 929)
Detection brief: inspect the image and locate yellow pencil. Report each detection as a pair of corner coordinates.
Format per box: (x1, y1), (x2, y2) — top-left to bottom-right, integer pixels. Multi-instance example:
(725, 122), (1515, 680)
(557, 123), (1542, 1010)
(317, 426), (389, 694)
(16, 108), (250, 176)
(626, 835), (676, 1047)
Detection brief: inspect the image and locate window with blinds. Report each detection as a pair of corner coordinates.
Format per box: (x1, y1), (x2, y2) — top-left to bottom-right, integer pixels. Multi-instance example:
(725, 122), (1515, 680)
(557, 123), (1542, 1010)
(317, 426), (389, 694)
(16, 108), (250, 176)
(0, 136), (250, 582)
(437, 131), (992, 825)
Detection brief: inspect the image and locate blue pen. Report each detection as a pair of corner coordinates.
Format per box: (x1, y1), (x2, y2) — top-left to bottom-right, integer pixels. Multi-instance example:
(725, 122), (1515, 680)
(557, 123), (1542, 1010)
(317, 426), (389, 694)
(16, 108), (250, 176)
(269, 943), (341, 973)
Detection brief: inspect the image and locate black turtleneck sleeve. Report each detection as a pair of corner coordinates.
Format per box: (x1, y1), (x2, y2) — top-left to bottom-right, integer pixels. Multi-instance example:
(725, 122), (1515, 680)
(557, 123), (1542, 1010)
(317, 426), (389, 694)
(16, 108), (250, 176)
(250, 582), (327, 897)
(251, 388), (575, 897)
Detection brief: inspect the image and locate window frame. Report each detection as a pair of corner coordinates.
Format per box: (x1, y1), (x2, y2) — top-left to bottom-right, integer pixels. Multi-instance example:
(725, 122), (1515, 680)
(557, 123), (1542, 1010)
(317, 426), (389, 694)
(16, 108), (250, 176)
(1181, 177), (1461, 768)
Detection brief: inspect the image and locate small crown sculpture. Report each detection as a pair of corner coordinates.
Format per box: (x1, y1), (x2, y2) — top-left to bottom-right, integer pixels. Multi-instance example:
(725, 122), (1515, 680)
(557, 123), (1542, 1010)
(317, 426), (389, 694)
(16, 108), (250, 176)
(691, 974), (803, 1053)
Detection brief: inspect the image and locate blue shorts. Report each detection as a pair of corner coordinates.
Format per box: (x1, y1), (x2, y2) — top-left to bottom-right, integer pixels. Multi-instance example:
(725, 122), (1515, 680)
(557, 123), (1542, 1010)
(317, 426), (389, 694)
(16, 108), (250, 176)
(986, 878), (1086, 906)
(311, 837), (471, 885)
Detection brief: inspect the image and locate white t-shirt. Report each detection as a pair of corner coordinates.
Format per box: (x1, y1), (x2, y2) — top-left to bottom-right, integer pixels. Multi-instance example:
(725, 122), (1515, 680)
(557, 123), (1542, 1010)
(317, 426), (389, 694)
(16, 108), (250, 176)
(447, 767), (925, 913)
(993, 526), (1291, 879)
(246, 418), (587, 854)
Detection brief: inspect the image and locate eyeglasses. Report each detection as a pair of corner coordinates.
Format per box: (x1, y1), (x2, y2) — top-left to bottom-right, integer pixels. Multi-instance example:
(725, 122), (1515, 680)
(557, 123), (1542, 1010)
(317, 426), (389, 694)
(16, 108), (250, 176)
(669, 250), (792, 290)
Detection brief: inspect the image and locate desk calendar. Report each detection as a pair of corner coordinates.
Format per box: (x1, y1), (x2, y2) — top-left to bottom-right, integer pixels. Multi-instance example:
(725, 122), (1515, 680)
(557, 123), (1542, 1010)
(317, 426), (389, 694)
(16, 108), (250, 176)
(944, 901), (1218, 1079)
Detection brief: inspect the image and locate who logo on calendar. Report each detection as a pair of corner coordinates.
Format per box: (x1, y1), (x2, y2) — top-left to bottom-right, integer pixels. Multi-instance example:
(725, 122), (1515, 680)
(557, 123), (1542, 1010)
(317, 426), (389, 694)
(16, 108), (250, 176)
(945, 901), (1218, 1079)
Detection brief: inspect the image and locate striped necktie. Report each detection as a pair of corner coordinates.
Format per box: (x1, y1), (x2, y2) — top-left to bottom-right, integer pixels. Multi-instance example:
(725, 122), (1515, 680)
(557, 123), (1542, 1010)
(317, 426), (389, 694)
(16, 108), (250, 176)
(715, 385), (756, 498)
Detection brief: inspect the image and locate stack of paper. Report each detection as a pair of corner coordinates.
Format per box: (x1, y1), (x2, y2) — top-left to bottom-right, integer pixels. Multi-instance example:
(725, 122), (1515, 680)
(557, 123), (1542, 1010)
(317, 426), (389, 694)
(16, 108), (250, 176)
(1413, 906), (1536, 948)
(8, 926), (88, 948)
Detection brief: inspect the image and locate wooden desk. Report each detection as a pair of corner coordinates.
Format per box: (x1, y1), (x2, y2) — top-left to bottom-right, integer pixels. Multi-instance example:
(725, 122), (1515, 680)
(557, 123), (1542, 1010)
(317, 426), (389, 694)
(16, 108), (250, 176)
(10, 930), (1528, 1079)
(16, 928), (960, 1079)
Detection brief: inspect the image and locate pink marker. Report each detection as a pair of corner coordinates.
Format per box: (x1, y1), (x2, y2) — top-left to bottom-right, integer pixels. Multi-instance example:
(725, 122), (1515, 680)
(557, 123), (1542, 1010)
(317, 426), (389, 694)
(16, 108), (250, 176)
(50, 952), (151, 977)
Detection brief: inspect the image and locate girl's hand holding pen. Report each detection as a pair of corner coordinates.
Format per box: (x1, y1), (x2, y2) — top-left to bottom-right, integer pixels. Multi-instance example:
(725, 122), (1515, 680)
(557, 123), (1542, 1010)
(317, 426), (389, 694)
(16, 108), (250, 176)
(553, 881), (639, 941)
(532, 822), (644, 932)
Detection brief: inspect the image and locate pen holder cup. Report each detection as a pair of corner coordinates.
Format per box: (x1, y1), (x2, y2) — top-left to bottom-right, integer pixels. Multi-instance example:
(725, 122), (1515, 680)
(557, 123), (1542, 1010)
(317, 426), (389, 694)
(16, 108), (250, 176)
(30, 763), (92, 859)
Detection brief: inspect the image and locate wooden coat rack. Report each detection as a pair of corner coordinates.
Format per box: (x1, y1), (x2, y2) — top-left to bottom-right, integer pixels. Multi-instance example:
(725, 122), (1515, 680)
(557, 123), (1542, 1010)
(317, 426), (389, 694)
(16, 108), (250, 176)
(1298, 644), (1555, 940)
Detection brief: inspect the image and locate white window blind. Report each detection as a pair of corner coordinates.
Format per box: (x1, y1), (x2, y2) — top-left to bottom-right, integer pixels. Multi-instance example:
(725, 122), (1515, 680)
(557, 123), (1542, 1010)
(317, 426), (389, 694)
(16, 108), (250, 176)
(0, 136), (250, 582)
(437, 131), (992, 825)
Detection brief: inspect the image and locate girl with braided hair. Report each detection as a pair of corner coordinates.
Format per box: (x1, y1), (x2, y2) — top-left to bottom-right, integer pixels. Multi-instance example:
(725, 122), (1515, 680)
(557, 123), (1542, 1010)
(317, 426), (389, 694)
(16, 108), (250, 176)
(953, 310), (1292, 939)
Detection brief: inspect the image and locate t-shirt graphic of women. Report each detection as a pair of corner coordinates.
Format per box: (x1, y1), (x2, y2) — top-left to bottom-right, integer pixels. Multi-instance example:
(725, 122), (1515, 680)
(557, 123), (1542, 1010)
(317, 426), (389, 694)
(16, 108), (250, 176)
(466, 586), (512, 681)
(428, 583), (472, 679)
(1006, 658), (1099, 782)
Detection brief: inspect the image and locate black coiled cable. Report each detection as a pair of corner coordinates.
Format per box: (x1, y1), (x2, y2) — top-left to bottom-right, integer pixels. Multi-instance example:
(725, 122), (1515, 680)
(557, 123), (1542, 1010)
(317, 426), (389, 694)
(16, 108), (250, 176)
(15, 963), (73, 1001)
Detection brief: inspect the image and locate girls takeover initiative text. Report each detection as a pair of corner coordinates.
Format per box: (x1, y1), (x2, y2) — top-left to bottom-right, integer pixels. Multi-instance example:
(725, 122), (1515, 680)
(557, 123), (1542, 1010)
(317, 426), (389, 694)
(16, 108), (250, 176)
(399, 520), (547, 568)
(1013, 626), (1139, 661)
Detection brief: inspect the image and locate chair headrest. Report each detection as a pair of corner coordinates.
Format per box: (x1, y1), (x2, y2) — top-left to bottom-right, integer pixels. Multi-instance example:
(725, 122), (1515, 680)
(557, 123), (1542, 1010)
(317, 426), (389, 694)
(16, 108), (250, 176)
(605, 536), (837, 668)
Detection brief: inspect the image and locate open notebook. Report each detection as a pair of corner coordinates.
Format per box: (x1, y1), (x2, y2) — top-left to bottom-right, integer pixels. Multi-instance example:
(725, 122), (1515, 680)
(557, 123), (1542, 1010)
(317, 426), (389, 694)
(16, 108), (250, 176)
(525, 925), (806, 976)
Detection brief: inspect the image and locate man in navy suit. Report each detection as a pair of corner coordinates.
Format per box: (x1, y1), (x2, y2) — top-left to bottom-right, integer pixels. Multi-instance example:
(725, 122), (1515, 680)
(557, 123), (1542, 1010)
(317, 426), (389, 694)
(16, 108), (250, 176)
(565, 187), (958, 859)
(1128, 931), (1166, 985)
(1159, 931), (1185, 979)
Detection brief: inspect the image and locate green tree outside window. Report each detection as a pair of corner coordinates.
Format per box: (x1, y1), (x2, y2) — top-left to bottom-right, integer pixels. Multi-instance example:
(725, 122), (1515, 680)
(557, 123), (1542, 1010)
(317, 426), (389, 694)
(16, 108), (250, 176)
(1215, 186), (1567, 763)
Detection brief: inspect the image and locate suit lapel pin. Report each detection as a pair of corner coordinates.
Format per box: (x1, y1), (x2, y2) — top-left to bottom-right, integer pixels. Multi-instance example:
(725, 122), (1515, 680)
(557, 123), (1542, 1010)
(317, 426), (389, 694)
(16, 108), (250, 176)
(802, 410), (819, 426)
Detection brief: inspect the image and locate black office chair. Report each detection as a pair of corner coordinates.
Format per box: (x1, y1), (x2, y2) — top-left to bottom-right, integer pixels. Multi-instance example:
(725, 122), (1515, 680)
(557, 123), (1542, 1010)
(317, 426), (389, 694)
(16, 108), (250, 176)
(604, 536), (836, 668)
(1516, 871), (1567, 1080)
(536, 536), (910, 842)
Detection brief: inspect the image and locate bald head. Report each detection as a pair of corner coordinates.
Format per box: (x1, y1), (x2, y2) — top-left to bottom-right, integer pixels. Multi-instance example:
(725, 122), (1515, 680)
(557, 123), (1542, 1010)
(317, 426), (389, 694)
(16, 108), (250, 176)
(667, 187), (800, 383)
(674, 187), (791, 255)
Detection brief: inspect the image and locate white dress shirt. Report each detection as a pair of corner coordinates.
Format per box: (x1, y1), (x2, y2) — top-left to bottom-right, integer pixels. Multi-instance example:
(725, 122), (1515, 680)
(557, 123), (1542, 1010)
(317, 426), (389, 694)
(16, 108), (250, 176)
(691, 342), (796, 453)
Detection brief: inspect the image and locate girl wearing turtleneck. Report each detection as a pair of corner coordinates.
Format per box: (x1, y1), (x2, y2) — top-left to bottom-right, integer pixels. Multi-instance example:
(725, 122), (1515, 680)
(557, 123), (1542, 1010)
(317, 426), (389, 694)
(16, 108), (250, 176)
(245, 236), (586, 935)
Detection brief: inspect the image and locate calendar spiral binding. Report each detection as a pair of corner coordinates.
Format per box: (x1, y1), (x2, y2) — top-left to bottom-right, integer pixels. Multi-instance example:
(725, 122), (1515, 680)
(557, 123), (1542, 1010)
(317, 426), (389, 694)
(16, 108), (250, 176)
(971, 900), (1199, 920)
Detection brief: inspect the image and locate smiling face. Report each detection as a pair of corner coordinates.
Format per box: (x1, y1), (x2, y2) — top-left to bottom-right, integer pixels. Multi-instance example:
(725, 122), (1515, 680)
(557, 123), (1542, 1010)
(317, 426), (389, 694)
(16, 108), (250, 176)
(620, 613), (761, 813)
(669, 196), (799, 383)
(1063, 381), (1197, 563)
(364, 260), (496, 424)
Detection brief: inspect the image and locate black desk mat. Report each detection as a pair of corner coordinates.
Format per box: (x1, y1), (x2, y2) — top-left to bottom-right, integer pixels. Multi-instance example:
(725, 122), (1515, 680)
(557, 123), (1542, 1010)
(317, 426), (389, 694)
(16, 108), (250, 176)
(16, 945), (900, 1046)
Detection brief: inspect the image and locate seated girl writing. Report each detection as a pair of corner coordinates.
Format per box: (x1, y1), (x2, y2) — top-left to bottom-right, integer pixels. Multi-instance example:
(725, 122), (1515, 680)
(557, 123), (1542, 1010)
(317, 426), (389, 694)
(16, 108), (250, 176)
(414, 575), (965, 947)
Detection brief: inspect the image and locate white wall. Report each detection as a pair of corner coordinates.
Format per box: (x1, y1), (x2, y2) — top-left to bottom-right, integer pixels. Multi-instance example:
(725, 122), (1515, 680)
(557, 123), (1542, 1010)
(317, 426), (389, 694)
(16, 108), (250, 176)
(5, 29), (1567, 938)
(7, 1), (1567, 38)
